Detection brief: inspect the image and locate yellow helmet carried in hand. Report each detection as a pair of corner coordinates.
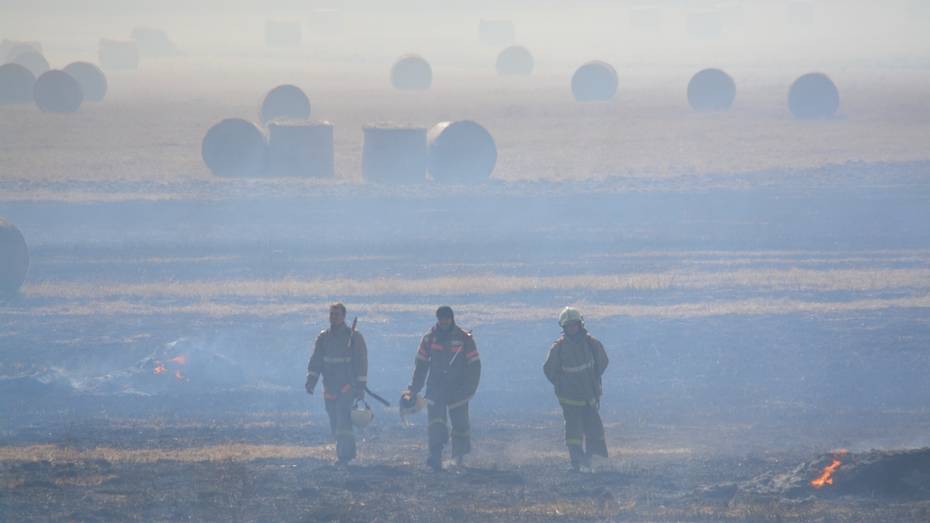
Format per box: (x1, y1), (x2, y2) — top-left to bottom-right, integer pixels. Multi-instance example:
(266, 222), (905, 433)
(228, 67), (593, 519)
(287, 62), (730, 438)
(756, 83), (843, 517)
(559, 307), (584, 328)
(351, 400), (374, 429)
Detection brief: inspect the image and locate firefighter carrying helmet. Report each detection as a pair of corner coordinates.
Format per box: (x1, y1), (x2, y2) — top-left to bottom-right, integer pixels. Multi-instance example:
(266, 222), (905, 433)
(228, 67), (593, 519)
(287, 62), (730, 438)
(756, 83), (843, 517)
(559, 307), (584, 328)
(351, 399), (374, 429)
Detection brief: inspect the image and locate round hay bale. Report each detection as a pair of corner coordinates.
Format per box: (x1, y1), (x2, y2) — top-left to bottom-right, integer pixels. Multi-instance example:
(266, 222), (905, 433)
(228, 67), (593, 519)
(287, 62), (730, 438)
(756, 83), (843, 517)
(201, 118), (267, 177)
(571, 60), (618, 102)
(362, 123), (428, 184)
(0, 217), (29, 296)
(391, 54), (432, 91)
(265, 20), (302, 47)
(260, 84), (311, 125)
(427, 120), (497, 183)
(788, 72), (839, 119)
(0, 63), (36, 104)
(496, 46), (534, 76)
(2, 40), (43, 60)
(687, 68), (736, 111)
(99, 39), (139, 70)
(33, 70), (83, 113)
(62, 62), (107, 102)
(131, 26), (179, 57)
(11, 50), (50, 76)
(267, 120), (334, 177)
(479, 19), (515, 46)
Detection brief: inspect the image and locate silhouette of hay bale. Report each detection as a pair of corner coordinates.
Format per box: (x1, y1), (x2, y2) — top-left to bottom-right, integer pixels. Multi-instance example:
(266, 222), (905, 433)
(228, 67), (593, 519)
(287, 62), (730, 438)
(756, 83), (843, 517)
(479, 19), (515, 46)
(0, 63), (35, 105)
(99, 39), (139, 70)
(11, 50), (49, 76)
(2, 40), (42, 60)
(0, 217), (29, 296)
(496, 46), (534, 76)
(687, 68), (736, 111)
(201, 119), (267, 177)
(62, 62), (107, 102)
(571, 61), (617, 102)
(131, 26), (179, 57)
(427, 120), (497, 183)
(33, 70), (83, 113)
(788, 72), (839, 119)
(391, 54), (432, 91)
(260, 84), (311, 125)
(362, 123), (428, 184)
(267, 120), (334, 177)
(266, 20), (302, 47)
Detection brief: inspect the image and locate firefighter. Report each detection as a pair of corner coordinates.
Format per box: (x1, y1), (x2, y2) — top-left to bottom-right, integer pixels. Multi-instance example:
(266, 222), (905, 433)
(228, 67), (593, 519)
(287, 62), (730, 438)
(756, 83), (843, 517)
(543, 307), (609, 472)
(403, 306), (481, 471)
(305, 303), (368, 465)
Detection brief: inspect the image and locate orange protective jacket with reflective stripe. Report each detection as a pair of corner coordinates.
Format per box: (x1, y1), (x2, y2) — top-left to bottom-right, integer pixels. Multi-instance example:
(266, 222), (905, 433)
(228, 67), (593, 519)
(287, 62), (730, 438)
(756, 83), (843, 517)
(409, 324), (480, 406)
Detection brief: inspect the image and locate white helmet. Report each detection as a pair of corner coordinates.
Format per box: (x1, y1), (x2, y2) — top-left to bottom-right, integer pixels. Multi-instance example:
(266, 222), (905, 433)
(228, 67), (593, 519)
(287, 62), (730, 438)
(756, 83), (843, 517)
(351, 400), (374, 429)
(559, 307), (584, 328)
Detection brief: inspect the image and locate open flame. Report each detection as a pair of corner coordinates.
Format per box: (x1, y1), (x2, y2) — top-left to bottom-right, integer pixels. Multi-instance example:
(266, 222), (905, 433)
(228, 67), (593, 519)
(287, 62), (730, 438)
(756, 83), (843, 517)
(152, 355), (189, 381)
(810, 449), (848, 488)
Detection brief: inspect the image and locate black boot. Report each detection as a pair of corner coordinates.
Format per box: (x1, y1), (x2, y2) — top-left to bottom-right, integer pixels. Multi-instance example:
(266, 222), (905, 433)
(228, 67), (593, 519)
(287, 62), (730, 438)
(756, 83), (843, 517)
(427, 451), (443, 472)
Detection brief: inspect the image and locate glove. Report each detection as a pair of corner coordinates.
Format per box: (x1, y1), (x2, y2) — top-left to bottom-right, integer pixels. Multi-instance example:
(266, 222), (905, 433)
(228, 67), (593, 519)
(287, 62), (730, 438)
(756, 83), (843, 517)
(305, 377), (315, 395)
(355, 386), (365, 400)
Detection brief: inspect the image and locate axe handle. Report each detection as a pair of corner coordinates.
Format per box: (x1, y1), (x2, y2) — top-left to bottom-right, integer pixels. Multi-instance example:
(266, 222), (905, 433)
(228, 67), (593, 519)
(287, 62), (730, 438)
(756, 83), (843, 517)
(364, 386), (391, 407)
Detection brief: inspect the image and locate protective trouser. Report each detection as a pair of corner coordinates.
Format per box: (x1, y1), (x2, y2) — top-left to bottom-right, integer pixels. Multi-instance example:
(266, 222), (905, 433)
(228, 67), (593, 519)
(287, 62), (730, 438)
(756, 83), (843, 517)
(561, 404), (607, 466)
(427, 400), (471, 458)
(325, 394), (356, 461)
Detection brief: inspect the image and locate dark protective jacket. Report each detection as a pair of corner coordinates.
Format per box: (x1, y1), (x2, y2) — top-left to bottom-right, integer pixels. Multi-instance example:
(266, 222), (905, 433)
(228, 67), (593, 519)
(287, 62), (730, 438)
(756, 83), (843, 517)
(409, 324), (481, 407)
(306, 323), (368, 400)
(543, 330), (608, 407)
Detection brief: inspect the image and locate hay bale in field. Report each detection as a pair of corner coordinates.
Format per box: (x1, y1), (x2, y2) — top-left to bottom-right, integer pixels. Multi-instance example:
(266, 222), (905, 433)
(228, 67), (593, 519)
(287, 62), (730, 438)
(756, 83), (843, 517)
(33, 70), (83, 113)
(99, 39), (139, 70)
(362, 123), (428, 184)
(266, 20), (302, 47)
(201, 118), (267, 177)
(260, 84), (311, 125)
(788, 72), (839, 119)
(391, 54), (432, 91)
(571, 61), (617, 102)
(687, 68), (736, 111)
(11, 50), (50, 76)
(479, 19), (515, 46)
(496, 45), (534, 76)
(427, 120), (496, 183)
(62, 62), (107, 102)
(0, 217), (29, 296)
(131, 26), (180, 57)
(267, 120), (334, 177)
(2, 40), (42, 60)
(0, 63), (36, 104)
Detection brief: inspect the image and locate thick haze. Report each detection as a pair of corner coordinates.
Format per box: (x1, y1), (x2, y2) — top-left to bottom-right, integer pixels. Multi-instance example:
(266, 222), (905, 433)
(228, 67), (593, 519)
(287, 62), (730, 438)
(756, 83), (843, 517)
(2, 0), (928, 73)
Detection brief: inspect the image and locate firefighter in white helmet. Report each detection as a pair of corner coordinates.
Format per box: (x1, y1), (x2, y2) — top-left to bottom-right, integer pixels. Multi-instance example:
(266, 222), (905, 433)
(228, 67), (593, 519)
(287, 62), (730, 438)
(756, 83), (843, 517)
(544, 307), (609, 472)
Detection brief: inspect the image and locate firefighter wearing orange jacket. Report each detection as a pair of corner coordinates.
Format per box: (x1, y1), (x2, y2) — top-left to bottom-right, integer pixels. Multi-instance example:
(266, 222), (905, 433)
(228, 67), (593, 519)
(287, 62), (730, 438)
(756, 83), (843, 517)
(404, 306), (481, 471)
(544, 307), (609, 472)
(305, 303), (368, 465)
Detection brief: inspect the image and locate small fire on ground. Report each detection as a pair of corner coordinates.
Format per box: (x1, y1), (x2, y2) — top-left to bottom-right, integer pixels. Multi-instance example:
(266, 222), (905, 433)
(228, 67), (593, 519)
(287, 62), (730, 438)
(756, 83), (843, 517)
(810, 449), (848, 488)
(152, 355), (189, 381)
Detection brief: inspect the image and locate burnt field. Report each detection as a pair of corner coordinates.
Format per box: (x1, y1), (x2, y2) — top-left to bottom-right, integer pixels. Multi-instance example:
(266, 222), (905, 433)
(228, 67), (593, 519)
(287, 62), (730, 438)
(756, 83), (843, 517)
(2, 70), (930, 521)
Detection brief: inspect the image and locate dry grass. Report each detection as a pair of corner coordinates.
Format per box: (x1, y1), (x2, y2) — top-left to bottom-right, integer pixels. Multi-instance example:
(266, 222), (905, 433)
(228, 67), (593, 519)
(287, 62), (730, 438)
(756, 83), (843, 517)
(0, 443), (333, 463)
(22, 267), (930, 301)
(8, 294), (930, 322)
